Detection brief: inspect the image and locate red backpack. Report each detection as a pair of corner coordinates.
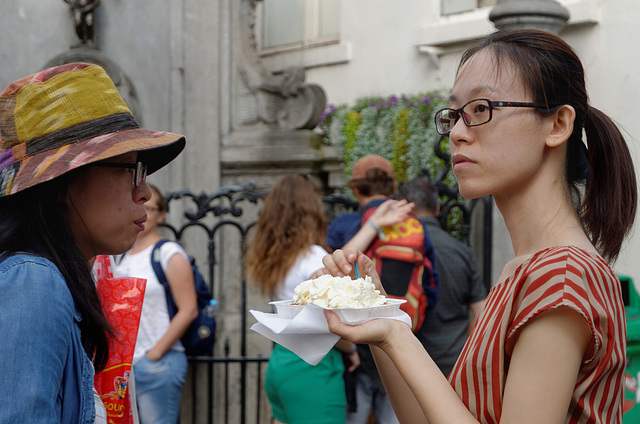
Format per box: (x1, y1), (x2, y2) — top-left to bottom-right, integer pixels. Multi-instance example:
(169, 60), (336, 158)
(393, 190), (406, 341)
(362, 207), (433, 332)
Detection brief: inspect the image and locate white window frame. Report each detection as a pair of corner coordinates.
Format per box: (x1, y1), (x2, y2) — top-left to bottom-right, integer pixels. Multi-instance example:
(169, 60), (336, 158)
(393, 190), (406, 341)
(418, 0), (599, 64)
(258, 0), (349, 72)
(441, 0), (496, 16)
(259, 0), (340, 54)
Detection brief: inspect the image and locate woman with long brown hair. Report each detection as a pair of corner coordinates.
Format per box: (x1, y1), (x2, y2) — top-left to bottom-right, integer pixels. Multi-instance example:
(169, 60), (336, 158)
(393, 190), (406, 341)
(246, 174), (359, 424)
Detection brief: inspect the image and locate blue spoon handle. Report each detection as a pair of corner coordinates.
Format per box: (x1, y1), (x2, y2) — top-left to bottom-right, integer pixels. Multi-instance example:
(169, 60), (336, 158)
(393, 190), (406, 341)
(354, 262), (360, 279)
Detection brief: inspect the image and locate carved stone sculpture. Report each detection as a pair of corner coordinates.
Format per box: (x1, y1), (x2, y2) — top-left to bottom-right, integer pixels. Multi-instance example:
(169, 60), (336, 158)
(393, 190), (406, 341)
(64, 0), (101, 45)
(237, 0), (327, 130)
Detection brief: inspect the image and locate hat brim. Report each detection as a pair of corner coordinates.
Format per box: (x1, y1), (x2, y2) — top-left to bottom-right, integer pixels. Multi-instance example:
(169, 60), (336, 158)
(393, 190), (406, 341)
(4, 128), (185, 196)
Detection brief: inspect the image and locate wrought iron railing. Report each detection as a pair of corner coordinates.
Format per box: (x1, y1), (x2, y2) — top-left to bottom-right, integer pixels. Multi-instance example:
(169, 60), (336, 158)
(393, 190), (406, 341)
(160, 148), (492, 423)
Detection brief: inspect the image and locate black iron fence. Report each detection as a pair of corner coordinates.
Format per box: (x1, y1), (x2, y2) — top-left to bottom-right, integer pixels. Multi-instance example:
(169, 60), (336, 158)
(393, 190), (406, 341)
(160, 144), (493, 423)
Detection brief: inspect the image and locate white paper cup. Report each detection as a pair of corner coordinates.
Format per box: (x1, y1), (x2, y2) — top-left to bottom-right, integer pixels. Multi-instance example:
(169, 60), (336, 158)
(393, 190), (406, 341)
(269, 298), (406, 323)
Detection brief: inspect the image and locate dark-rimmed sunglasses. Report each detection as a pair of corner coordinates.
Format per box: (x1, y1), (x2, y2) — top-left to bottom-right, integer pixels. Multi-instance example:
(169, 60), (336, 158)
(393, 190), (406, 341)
(434, 98), (559, 136)
(87, 161), (148, 187)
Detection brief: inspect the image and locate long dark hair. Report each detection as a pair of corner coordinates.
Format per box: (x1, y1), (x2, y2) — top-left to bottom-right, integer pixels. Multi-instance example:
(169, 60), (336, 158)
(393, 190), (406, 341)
(0, 172), (110, 371)
(460, 29), (637, 262)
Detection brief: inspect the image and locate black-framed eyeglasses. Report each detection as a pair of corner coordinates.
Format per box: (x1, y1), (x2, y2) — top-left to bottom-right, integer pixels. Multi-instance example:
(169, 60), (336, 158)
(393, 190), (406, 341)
(87, 161), (148, 187)
(434, 98), (559, 136)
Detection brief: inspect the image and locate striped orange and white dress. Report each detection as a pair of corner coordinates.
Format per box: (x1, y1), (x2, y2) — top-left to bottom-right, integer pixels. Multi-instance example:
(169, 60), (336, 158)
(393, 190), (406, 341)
(449, 246), (626, 424)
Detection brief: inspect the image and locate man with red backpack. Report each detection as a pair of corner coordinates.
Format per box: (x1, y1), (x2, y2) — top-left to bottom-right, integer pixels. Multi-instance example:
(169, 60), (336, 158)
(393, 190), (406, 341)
(327, 155), (439, 424)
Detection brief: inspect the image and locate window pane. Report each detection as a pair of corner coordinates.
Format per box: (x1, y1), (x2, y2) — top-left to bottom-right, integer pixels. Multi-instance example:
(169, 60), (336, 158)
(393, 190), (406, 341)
(319, 0), (339, 37)
(263, 0), (305, 48)
(478, 0), (496, 7)
(441, 0), (476, 15)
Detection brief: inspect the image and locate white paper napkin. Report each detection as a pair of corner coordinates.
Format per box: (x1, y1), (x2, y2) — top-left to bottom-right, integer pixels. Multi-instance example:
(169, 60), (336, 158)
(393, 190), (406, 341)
(250, 303), (412, 365)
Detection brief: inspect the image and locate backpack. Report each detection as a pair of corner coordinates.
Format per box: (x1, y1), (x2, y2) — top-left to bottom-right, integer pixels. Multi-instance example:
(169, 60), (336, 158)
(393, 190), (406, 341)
(361, 207), (434, 332)
(150, 240), (216, 356)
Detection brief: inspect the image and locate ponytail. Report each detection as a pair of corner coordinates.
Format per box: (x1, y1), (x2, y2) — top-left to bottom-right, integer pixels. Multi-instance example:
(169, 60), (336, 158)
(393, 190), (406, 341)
(582, 106), (637, 262)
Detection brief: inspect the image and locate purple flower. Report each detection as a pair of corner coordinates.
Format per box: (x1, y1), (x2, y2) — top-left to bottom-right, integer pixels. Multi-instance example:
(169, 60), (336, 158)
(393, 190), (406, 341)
(318, 104), (337, 123)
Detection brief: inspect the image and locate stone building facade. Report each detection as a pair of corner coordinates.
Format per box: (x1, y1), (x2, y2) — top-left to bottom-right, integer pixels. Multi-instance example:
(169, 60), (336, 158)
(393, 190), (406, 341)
(2, 0), (639, 422)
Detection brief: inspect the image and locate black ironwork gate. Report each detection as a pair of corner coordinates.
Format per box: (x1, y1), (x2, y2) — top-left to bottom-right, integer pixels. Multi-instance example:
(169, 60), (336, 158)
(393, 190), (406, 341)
(160, 137), (493, 424)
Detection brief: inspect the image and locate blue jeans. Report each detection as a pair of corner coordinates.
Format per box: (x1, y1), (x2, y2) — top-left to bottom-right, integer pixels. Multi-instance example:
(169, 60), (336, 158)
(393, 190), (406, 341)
(133, 349), (188, 424)
(346, 370), (399, 424)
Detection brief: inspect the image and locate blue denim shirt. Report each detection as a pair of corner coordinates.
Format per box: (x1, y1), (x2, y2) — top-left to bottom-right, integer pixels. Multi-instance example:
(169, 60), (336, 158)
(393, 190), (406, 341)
(0, 255), (95, 423)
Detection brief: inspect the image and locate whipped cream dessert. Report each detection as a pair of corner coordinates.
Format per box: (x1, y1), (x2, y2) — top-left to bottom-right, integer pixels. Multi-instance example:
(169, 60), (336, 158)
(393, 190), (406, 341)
(293, 274), (386, 308)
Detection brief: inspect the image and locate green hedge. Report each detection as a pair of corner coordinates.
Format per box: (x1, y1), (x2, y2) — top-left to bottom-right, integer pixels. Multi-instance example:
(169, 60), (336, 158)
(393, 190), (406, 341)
(317, 92), (455, 186)
(317, 92), (467, 240)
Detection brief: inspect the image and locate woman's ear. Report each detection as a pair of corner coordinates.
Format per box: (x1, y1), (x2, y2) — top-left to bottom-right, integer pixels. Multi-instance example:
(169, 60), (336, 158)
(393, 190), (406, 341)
(546, 104), (576, 148)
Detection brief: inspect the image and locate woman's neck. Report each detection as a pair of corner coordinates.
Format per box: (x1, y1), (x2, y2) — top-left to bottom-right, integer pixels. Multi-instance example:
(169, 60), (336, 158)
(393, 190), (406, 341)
(495, 179), (593, 258)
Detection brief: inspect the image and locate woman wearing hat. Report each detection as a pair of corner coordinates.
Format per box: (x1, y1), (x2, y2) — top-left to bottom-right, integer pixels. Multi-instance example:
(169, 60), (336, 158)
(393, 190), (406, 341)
(0, 63), (185, 423)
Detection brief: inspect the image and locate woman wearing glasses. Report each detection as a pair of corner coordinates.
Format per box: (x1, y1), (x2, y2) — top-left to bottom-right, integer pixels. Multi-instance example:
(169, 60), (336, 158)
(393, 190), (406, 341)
(115, 183), (198, 424)
(320, 29), (636, 423)
(0, 63), (185, 423)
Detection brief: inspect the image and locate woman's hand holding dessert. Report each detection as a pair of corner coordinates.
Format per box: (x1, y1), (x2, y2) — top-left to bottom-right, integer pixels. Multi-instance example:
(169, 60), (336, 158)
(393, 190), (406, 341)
(323, 300), (400, 348)
(321, 248), (384, 291)
(318, 247), (402, 347)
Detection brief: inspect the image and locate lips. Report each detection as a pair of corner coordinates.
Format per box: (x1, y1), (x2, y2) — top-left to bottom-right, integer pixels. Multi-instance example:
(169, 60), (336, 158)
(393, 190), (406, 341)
(134, 215), (147, 230)
(452, 154), (473, 167)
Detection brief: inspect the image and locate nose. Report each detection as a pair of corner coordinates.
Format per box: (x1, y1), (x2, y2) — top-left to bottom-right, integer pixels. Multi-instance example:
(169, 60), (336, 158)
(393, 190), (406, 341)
(448, 114), (472, 145)
(135, 180), (152, 203)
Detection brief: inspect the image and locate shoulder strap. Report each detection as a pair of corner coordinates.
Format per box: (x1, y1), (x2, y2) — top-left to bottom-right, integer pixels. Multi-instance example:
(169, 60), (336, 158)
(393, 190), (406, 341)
(360, 204), (375, 220)
(150, 239), (171, 290)
(151, 239), (179, 317)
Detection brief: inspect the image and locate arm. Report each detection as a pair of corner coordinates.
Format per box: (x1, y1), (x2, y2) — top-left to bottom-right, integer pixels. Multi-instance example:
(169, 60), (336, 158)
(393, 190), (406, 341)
(335, 338), (360, 372)
(343, 199), (414, 252)
(322, 248), (592, 424)
(146, 253), (198, 360)
(500, 306), (590, 422)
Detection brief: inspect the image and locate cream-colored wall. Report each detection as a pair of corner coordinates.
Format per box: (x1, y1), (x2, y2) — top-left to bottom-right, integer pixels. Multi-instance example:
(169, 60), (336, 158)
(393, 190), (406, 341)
(265, 0), (640, 287)
(573, 1), (640, 291)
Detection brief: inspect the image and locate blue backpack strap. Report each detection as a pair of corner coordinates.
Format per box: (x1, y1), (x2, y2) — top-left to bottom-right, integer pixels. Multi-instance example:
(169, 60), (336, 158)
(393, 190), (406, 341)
(150, 239), (178, 317)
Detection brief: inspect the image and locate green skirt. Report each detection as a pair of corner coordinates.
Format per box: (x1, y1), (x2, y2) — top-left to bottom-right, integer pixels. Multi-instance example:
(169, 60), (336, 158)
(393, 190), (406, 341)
(266, 344), (346, 423)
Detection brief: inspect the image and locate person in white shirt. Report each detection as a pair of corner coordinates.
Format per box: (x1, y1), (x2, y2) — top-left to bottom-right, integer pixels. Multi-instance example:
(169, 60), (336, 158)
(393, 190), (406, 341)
(116, 184), (198, 424)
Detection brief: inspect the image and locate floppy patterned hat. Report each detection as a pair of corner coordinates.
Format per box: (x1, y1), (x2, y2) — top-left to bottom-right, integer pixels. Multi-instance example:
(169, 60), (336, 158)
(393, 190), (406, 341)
(0, 63), (185, 197)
